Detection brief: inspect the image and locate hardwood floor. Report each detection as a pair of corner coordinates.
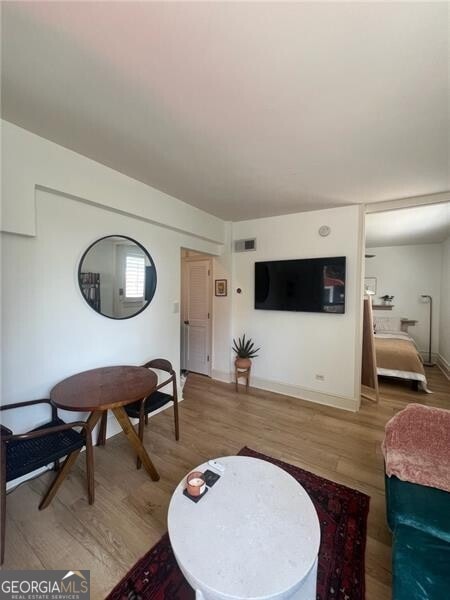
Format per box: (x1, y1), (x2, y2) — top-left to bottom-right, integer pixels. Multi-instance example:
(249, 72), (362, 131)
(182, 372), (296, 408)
(2, 367), (449, 599)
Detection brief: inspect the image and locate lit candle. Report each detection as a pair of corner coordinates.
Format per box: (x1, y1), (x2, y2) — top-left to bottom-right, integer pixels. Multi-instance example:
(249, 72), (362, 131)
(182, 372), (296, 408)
(186, 471), (206, 497)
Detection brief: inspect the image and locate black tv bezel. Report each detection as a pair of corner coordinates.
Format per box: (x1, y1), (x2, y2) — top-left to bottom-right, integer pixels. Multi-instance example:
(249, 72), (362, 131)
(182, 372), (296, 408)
(254, 256), (346, 314)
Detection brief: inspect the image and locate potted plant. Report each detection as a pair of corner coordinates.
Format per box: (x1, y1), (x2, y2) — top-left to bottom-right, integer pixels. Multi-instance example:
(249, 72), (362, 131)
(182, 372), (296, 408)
(380, 294), (394, 305)
(233, 334), (260, 369)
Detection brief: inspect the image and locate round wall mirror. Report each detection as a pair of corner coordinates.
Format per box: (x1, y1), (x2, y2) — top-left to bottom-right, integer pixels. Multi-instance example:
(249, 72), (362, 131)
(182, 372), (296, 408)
(78, 235), (157, 319)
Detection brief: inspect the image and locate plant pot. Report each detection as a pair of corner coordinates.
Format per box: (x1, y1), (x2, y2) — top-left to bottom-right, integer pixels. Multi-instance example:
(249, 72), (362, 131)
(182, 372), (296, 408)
(235, 357), (251, 370)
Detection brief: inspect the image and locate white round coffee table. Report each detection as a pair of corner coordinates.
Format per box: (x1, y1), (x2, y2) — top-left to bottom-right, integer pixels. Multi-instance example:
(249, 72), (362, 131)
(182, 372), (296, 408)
(168, 456), (320, 600)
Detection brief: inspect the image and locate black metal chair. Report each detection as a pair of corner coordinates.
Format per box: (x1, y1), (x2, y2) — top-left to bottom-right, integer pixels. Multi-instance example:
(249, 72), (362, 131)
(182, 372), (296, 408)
(0, 399), (94, 565)
(97, 359), (179, 468)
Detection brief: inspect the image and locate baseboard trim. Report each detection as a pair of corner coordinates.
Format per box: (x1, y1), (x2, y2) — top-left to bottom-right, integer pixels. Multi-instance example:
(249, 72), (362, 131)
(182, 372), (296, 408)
(97, 400), (180, 439)
(437, 354), (450, 379)
(211, 369), (232, 383)
(419, 351), (439, 362)
(250, 376), (359, 412)
(6, 465), (51, 491)
(211, 371), (359, 412)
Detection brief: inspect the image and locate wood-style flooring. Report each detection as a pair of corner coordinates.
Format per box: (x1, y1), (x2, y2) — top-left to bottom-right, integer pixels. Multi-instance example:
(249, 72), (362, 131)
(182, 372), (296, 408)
(2, 367), (449, 599)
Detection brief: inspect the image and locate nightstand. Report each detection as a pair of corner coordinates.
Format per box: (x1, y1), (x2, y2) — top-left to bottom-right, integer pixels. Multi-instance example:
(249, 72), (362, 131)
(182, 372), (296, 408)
(400, 319), (418, 333)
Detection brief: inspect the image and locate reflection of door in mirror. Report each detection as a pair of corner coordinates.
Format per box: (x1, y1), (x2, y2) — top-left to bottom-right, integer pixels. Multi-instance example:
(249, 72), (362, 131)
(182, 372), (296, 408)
(81, 238), (115, 316)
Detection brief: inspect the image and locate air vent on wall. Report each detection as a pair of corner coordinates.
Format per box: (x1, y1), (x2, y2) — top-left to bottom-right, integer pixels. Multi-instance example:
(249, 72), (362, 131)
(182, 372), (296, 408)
(234, 238), (256, 252)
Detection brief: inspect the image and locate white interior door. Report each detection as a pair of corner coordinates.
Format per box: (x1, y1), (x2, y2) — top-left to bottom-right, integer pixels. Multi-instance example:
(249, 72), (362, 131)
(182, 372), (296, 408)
(183, 260), (211, 376)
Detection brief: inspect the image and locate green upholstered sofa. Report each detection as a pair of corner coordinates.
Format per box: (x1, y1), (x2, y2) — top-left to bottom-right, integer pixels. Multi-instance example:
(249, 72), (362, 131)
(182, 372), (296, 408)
(385, 474), (450, 599)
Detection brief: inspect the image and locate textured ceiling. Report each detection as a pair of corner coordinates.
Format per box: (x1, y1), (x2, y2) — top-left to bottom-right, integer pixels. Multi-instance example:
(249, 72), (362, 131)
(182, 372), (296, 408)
(366, 202), (450, 247)
(2, 2), (449, 220)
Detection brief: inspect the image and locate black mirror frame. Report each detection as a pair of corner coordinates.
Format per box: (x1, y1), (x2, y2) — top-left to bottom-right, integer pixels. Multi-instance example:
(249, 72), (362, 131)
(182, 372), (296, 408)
(78, 234), (157, 320)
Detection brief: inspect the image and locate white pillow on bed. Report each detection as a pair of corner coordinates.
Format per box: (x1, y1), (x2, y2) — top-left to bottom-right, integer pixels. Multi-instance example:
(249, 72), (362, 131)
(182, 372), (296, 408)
(373, 316), (401, 333)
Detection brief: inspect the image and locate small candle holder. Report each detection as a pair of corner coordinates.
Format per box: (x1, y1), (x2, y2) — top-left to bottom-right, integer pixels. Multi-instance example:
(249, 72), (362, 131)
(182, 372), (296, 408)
(186, 471), (206, 497)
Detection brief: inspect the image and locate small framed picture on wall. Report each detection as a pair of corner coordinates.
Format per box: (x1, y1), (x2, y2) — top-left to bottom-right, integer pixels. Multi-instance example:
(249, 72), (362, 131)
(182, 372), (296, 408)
(215, 279), (227, 297)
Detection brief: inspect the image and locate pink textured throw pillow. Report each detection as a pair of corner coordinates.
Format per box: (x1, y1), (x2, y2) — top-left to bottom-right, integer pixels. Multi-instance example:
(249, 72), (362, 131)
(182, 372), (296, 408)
(382, 403), (450, 492)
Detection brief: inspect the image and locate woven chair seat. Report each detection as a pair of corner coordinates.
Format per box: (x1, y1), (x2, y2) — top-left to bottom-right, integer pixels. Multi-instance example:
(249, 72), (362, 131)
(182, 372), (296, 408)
(125, 391), (173, 419)
(5, 418), (85, 482)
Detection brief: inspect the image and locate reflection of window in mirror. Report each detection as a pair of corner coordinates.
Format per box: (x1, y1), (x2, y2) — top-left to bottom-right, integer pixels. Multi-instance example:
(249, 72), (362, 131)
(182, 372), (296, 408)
(125, 253), (146, 299)
(115, 244), (147, 317)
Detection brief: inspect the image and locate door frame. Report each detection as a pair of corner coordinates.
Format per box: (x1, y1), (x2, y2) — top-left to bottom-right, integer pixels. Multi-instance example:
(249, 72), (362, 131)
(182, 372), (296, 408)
(181, 252), (213, 377)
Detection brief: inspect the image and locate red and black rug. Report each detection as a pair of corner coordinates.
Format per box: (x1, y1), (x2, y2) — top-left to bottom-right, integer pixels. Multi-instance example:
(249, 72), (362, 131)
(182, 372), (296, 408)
(107, 447), (370, 600)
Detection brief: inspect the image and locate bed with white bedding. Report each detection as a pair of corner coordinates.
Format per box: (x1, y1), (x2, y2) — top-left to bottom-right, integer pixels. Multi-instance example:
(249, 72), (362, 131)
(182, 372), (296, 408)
(373, 317), (429, 392)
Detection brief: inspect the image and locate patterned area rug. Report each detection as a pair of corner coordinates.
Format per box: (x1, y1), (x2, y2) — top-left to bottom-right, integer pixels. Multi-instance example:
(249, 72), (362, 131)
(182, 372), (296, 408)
(107, 447), (370, 600)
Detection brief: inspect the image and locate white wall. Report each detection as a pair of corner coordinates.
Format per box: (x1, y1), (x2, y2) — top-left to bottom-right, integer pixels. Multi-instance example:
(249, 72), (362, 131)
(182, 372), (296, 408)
(1, 120), (365, 447)
(439, 237), (450, 374)
(212, 226), (233, 381)
(365, 244), (442, 354)
(1, 120), (225, 244)
(1, 190), (223, 435)
(1, 122), (231, 442)
(232, 205), (364, 411)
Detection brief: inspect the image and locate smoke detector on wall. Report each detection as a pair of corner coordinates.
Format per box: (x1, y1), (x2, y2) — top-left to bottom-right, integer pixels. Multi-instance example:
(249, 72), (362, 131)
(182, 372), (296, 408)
(318, 225), (331, 237)
(234, 238), (256, 252)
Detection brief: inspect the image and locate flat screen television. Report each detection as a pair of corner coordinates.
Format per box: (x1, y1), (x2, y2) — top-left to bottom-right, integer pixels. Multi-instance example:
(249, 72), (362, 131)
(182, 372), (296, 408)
(255, 256), (346, 313)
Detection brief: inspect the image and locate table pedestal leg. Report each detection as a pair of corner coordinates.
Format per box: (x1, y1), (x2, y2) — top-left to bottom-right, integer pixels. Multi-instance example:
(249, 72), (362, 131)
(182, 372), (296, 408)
(97, 412), (108, 446)
(85, 411), (103, 502)
(112, 406), (160, 481)
(39, 411), (102, 509)
(288, 556), (318, 600)
(39, 449), (82, 510)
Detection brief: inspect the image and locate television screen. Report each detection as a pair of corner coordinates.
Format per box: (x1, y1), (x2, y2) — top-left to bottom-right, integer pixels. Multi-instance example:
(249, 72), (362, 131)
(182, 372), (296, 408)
(255, 257), (346, 313)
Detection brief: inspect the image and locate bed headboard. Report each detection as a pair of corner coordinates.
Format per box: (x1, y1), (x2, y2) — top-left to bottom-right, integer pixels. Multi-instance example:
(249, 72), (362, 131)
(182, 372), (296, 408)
(373, 316), (401, 333)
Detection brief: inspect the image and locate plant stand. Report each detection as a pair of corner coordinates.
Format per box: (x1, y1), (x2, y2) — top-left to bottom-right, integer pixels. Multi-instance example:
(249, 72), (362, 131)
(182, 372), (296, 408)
(235, 365), (251, 393)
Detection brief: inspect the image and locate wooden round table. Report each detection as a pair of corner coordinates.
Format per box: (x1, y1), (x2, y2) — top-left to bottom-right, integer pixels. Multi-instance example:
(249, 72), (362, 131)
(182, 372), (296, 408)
(50, 366), (160, 503)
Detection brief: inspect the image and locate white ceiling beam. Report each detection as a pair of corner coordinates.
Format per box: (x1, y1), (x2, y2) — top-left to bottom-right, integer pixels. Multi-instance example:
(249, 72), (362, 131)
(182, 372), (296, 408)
(364, 191), (450, 214)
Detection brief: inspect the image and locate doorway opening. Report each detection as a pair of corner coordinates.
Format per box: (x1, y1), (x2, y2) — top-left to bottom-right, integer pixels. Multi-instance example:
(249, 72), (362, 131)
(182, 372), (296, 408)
(180, 249), (213, 380)
(362, 200), (450, 397)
